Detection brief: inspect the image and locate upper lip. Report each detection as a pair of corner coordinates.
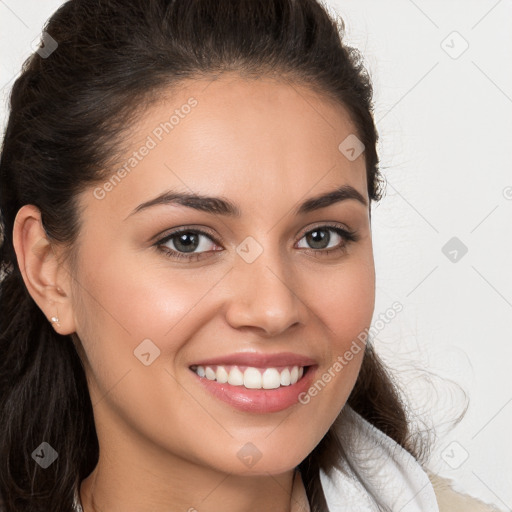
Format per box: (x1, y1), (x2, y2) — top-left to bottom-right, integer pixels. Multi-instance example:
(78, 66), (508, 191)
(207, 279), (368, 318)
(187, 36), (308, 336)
(190, 351), (317, 368)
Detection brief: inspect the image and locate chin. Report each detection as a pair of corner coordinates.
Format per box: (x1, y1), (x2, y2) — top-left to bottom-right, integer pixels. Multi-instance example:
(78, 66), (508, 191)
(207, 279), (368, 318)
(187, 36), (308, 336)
(210, 438), (314, 477)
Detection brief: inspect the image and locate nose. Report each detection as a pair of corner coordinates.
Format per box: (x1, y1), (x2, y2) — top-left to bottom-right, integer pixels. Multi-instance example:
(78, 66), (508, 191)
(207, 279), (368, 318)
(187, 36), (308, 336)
(224, 243), (306, 337)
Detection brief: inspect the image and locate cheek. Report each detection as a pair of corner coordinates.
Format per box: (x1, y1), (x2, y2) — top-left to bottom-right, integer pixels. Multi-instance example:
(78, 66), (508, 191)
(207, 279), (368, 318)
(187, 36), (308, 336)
(75, 243), (217, 345)
(71, 243), (230, 410)
(311, 255), (376, 349)
(297, 255), (375, 416)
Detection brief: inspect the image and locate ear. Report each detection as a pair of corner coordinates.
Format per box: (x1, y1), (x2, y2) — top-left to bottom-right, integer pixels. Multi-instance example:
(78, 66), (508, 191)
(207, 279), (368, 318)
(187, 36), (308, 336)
(12, 204), (76, 335)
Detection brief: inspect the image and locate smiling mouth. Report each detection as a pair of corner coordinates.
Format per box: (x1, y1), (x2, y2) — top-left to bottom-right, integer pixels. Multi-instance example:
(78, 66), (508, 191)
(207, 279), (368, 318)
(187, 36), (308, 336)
(189, 364), (309, 390)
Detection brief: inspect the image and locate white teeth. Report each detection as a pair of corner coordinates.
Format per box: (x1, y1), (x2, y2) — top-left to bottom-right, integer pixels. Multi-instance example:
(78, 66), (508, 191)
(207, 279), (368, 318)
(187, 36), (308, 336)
(205, 367), (216, 380)
(262, 368), (281, 389)
(243, 367), (262, 389)
(280, 368), (291, 386)
(194, 364), (305, 389)
(216, 365), (229, 383)
(227, 366), (244, 386)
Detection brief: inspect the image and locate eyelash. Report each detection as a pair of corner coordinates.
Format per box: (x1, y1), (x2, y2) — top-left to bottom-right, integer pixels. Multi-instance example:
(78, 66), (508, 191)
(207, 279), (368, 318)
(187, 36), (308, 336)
(154, 223), (360, 262)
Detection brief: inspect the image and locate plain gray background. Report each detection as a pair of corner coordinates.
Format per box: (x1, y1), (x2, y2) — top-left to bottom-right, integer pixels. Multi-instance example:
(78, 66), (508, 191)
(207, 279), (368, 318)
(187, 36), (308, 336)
(1, 0), (511, 509)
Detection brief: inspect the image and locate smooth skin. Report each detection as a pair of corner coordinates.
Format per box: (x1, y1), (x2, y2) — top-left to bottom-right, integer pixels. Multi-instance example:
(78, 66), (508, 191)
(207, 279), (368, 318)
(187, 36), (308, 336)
(13, 73), (376, 512)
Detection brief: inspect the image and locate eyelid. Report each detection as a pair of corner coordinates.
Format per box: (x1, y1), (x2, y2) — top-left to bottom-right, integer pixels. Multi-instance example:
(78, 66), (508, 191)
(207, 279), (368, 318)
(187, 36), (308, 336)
(295, 221), (354, 239)
(153, 224), (224, 246)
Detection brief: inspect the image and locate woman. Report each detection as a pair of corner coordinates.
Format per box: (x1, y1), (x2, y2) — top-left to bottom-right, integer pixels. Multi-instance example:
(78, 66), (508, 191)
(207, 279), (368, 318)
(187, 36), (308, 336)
(0, 1), (500, 511)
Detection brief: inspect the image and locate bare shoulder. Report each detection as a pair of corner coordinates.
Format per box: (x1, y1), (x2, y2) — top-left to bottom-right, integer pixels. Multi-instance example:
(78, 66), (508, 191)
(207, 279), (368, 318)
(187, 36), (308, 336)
(427, 472), (503, 512)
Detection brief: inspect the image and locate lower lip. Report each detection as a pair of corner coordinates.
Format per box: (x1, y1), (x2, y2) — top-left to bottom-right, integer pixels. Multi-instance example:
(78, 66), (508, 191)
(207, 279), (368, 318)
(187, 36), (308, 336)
(191, 366), (317, 413)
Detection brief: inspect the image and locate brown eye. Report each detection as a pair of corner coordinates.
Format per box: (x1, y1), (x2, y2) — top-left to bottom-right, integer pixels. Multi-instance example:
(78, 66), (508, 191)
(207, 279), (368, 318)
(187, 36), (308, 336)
(303, 228), (334, 250)
(156, 229), (222, 261)
(296, 225), (358, 255)
(169, 232), (201, 253)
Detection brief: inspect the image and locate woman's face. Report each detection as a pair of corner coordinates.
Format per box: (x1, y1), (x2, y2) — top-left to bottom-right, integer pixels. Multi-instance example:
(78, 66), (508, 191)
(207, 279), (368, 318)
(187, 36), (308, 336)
(69, 75), (375, 476)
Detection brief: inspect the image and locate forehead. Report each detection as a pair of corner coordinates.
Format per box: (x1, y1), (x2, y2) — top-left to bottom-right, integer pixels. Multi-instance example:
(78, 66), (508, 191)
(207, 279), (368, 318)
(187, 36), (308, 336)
(83, 74), (368, 219)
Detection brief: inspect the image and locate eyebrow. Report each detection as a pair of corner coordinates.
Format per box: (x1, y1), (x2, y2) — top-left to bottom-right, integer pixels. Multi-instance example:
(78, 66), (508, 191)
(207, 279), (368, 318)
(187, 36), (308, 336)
(124, 184), (368, 220)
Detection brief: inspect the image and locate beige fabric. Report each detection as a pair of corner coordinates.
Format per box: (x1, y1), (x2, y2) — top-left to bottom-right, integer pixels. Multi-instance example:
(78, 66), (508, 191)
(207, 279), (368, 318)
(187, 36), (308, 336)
(428, 472), (503, 512)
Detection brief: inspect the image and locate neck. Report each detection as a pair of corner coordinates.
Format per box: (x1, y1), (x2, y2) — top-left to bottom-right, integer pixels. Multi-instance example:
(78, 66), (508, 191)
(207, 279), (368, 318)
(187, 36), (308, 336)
(78, 425), (297, 512)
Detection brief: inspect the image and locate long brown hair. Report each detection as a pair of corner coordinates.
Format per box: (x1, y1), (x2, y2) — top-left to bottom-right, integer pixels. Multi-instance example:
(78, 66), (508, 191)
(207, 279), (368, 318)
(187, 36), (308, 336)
(0, 1), (423, 511)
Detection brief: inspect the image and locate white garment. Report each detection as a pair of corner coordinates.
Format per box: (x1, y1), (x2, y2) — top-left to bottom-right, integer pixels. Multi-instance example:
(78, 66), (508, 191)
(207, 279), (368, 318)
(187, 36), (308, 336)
(315, 405), (439, 511)
(74, 406), (439, 512)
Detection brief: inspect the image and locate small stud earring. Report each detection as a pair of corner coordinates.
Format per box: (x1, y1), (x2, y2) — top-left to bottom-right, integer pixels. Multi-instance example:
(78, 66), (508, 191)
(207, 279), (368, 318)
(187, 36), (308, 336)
(50, 316), (60, 326)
